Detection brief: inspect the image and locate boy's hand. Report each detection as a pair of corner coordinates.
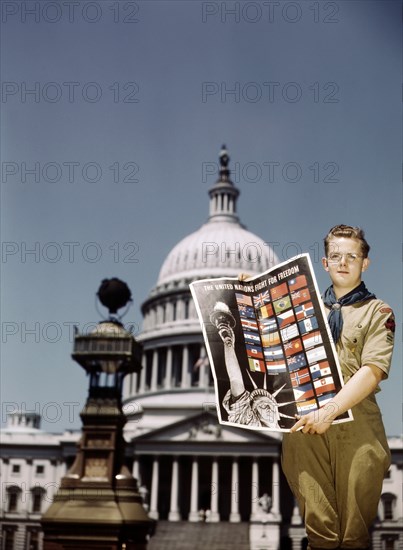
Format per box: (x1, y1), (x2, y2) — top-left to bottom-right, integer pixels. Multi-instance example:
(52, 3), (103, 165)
(290, 404), (338, 435)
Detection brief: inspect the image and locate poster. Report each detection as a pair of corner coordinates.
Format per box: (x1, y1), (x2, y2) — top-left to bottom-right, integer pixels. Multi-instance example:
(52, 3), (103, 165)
(190, 254), (353, 432)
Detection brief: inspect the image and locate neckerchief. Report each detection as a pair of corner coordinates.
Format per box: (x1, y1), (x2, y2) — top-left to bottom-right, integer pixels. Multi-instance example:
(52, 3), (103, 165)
(323, 282), (376, 343)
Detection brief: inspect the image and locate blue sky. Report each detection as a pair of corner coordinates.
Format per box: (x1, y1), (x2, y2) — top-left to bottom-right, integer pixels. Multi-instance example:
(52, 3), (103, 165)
(1, 0), (401, 435)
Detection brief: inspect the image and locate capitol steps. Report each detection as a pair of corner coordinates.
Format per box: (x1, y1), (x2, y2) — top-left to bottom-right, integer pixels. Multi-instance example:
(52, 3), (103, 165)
(148, 520), (251, 550)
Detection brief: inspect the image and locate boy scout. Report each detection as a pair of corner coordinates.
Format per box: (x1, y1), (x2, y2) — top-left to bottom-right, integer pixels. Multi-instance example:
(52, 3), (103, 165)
(282, 224), (395, 550)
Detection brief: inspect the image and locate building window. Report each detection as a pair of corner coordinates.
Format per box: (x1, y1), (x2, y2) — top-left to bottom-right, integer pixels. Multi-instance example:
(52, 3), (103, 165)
(382, 535), (399, 550)
(184, 300), (189, 319)
(381, 493), (396, 521)
(384, 500), (393, 520)
(11, 464), (20, 474)
(35, 464), (45, 476)
(26, 529), (40, 550)
(31, 487), (46, 513)
(7, 485), (22, 512)
(2, 526), (16, 550)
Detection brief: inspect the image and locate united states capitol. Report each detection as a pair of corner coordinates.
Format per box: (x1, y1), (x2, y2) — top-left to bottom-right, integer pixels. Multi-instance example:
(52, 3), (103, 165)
(1, 148), (401, 550)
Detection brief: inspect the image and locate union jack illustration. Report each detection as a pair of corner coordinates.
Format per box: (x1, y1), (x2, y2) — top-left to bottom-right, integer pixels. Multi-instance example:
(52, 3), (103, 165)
(253, 290), (270, 308)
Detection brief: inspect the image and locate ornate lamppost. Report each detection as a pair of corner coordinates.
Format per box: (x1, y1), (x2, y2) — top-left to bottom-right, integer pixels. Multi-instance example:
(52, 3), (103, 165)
(42, 278), (154, 550)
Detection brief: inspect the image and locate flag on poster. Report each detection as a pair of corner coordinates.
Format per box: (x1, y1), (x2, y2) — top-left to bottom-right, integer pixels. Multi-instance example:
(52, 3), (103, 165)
(266, 359), (287, 374)
(287, 352), (307, 371)
(241, 318), (259, 331)
(294, 302), (314, 320)
(290, 367), (311, 387)
(264, 345), (284, 360)
(293, 382), (315, 401)
(309, 361), (332, 378)
(270, 282), (288, 300)
(306, 346), (327, 364)
(296, 398), (318, 414)
(258, 317), (277, 334)
(236, 293), (253, 306)
(280, 323), (299, 342)
(246, 344), (264, 359)
(303, 331), (323, 350)
(291, 288), (311, 306)
(238, 305), (256, 319)
(276, 308), (296, 328)
(261, 331), (281, 347)
(298, 316), (319, 335)
(253, 290), (270, 307)
(243, 331), (261, 343)
(273, 295), (292, 314)
(258, 303), (274, 319)
(313, 376), (336, 394)
(288, 275), (308, 291)
(284, 338), (303, 357)
(189, 253), (353, 433)
(248, 357), (265, 372)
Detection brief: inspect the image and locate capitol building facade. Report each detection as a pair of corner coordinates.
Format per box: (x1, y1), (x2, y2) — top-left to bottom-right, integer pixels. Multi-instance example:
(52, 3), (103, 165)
(1, 149), (402, 550)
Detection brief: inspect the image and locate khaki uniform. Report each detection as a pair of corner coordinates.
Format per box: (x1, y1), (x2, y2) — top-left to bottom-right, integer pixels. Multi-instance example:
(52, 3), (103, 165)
(282, 299), (395, 549)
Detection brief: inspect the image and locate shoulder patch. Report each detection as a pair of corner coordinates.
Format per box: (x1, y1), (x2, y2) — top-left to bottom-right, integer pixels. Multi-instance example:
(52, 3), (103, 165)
(385, 316), (395, 333)
(380, 307), (393, 314)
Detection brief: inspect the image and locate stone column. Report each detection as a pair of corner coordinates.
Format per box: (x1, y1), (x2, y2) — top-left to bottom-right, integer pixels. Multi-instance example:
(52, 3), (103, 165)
(131, 372), (139, 395)
(26, 458), (33, 514)
(272, 458), (281, 520)
(1, 459), (9, 508)
(150, 349), (158, 392)
(165, 346), (173, 390)
(122, 374), (131, 400)
(132, 458), (140, 482)
(229, 457), (241, 522)
(168, 457), (181, 521)
(250, 457), (259, 520)
(139, 354), (146, 393)
(181, 345), (189, 388)
(188, 457), (199, 522)
(52, 459), (65, 501)
(149, 457), (159, 520)
(199, 345), (207, 388)
(208, 458), (220, 522)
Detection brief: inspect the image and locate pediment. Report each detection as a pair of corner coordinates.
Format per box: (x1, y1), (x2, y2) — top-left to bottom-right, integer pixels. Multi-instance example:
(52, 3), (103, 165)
(132, 411), (282, 445)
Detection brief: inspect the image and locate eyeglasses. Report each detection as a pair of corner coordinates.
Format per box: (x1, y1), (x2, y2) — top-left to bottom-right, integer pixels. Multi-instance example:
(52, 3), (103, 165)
(327, 252), (363, 264)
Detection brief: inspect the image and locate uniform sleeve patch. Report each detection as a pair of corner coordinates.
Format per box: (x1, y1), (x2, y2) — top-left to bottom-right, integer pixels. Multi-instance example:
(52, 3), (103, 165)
(380, 307), (393, 314)
(385, 316), (395, 333)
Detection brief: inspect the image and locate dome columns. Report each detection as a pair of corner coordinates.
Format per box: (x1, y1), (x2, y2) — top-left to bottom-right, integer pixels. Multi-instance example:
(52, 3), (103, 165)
(123, 342), (210, 398)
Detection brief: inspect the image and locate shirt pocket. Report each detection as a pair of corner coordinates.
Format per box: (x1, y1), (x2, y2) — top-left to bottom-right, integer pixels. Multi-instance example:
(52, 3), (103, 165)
(342, 325), (364, 355)
(338, 325), (365, 372)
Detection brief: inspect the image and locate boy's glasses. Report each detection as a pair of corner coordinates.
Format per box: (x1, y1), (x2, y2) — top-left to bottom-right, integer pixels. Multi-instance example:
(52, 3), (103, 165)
(327, 252), (363, 264)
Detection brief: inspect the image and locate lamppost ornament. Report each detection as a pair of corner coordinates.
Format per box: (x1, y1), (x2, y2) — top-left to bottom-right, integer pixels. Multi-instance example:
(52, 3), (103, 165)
(97, 277), (132, 316)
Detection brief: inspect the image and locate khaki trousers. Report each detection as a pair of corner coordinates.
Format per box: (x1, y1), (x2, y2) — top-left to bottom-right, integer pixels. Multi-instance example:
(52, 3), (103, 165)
(281, 395), (390, 549)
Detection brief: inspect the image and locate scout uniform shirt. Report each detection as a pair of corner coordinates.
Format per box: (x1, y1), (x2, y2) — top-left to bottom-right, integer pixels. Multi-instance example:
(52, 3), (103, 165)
(281, 298), (395, 549)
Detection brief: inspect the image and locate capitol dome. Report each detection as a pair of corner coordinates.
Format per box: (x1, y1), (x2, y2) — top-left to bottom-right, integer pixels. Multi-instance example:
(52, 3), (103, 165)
(157, 220), (275, 286)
